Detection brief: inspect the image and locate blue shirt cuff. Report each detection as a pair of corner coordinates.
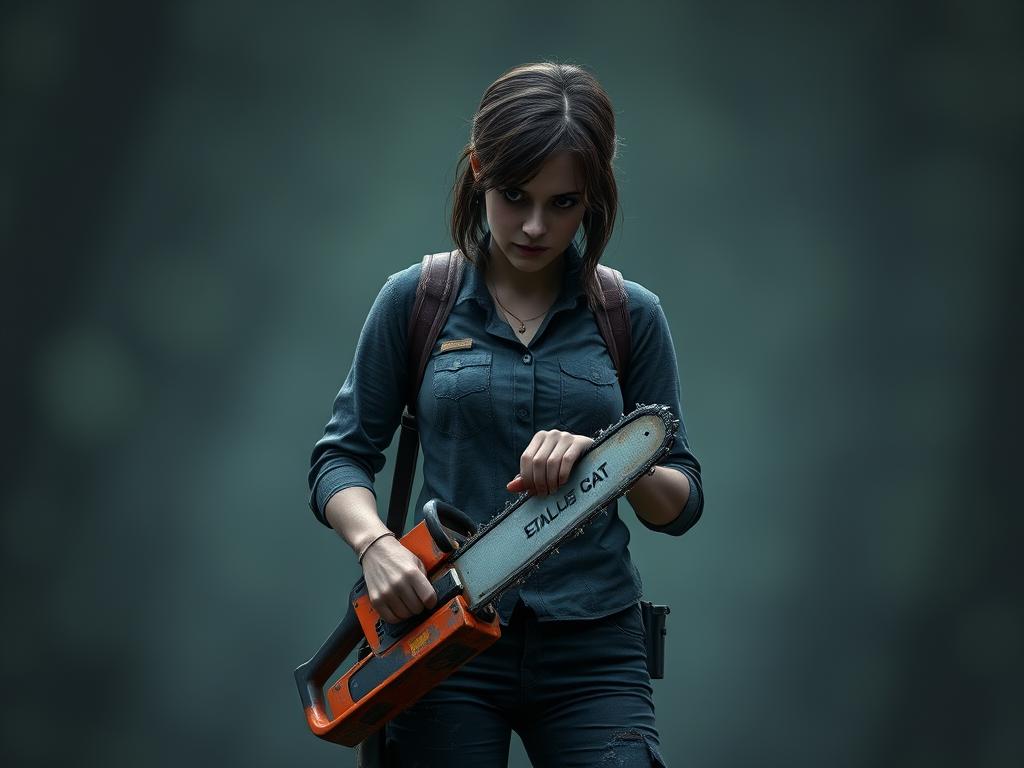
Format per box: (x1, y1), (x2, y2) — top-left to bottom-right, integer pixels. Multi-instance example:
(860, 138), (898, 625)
(636, 465), (703, 537)
(310, 464), (377, 527)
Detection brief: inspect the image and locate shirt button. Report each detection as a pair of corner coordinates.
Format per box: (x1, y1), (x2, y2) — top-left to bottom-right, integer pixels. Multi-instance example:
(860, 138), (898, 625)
(521, 353), (532, 364)
(517, 407), (529, 419)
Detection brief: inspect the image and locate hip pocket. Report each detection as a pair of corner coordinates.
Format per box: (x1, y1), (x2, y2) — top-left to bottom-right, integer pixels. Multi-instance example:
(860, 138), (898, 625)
(606, 601), (646, 642)
(431, 350), (493, 438)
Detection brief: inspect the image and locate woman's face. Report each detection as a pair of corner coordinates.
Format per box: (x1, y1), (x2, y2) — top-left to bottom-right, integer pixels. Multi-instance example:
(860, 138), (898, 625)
(475, 149), (587, 277)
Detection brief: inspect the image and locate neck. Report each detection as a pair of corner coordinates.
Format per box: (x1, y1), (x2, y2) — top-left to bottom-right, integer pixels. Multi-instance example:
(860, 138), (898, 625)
(485, 240), (565, 300)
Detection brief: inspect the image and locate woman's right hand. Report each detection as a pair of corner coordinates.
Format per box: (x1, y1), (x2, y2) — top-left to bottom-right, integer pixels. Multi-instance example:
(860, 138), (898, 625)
(359, 535), (438, 624)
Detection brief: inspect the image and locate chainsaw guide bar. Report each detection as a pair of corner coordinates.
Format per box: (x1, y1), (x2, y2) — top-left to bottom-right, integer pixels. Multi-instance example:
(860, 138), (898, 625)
(451, 403), (679, 612)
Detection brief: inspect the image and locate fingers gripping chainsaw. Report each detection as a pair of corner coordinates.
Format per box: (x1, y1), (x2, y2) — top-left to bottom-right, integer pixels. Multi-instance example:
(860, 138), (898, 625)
(295, 403), (678, 747)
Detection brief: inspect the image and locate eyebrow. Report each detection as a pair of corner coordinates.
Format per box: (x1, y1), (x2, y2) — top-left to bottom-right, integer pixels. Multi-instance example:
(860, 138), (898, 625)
(510, 187), (582, 197)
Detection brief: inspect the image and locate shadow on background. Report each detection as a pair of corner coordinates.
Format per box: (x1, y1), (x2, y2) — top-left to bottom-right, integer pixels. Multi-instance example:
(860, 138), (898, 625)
(2, 1), (1021, 766)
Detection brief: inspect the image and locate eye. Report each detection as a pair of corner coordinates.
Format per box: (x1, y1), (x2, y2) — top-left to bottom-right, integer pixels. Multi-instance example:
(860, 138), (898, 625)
(501, 188), (579, 210)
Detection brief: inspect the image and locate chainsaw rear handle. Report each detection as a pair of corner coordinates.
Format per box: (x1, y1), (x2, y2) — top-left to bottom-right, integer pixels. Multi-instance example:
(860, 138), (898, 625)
(295, 572), (468, 735)
(294, 579), (366, 732)
(295, 499), (478, 733)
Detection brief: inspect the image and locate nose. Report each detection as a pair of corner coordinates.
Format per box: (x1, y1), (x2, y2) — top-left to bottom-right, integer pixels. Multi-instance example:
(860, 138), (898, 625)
(522, 205), (547, 240)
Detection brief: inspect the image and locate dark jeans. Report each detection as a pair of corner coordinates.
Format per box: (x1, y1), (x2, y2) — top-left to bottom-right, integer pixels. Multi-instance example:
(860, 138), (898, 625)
(386, 600), (667, 767)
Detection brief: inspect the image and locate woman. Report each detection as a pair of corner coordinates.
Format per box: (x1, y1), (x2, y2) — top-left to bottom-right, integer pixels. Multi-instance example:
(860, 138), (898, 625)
(308, 61), (704, 767)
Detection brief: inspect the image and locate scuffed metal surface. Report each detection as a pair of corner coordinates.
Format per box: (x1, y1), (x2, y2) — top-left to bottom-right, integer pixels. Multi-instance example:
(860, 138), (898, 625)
(452, 404), (677, 611)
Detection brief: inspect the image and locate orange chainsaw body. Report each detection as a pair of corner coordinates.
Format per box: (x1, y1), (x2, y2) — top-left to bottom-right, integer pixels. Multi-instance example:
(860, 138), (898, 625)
(299, 518), (501, 747)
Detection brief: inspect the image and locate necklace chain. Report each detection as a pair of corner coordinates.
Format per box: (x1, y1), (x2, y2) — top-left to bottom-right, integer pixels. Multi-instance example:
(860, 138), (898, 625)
(487, 278), (551, 334)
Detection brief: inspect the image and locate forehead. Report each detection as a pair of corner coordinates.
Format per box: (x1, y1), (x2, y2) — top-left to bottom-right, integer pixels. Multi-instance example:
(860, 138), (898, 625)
(518, 150), (583, 193)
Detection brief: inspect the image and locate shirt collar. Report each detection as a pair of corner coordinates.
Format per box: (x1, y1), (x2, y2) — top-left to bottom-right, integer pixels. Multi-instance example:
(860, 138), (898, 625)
(458, 231), (586, 310)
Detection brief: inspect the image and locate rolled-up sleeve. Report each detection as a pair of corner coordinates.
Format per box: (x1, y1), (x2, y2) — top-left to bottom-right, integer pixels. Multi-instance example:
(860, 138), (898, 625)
(622, 282), (704, 536)
(308, 268), (416, 526)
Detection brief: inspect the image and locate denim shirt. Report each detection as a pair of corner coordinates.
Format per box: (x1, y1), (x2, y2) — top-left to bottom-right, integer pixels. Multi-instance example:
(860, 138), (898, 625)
(308, 237), (704, 624)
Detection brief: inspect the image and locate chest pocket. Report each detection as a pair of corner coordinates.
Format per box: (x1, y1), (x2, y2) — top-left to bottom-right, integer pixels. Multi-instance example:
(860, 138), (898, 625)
(431, 350), (493, 438)
(557, 356), (623, 434)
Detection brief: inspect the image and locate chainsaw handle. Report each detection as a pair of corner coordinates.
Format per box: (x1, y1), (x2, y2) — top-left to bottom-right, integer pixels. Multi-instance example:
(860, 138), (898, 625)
(422, 498), (478, 552)
(295, 504), (476, 733)
(294, 579), (366, 730)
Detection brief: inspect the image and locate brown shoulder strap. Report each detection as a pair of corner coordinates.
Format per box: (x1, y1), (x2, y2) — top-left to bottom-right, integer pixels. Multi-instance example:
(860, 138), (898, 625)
(406, 250), (465, 413)
(386, 251), (465, 535)
(594, 264), (632, 387)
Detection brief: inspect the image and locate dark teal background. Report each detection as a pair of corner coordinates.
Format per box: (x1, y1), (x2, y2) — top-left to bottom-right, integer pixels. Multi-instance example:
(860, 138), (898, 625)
(3, 2), (1020, 766)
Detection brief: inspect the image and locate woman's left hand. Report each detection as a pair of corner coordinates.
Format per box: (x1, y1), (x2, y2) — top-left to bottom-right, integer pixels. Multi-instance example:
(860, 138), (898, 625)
(506, 429), (595, 498)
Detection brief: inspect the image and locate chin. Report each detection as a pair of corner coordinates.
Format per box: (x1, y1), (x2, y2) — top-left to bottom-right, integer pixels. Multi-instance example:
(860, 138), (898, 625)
(509, 255), (552, 270)
(498, 241), (563, 271)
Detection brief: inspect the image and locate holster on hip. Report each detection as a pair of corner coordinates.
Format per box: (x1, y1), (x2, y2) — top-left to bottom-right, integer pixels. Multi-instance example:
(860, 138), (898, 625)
(640, 601), (670, 679)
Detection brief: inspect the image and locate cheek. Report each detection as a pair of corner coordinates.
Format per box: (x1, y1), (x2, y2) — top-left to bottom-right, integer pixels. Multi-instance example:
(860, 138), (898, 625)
(483, 194), (510, 222)
(567, 210), (586, 231)
(554, 210), (586, 240)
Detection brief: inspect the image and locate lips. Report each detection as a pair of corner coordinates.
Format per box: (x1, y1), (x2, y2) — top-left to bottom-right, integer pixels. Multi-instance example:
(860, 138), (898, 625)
(515, 243), (548, 253)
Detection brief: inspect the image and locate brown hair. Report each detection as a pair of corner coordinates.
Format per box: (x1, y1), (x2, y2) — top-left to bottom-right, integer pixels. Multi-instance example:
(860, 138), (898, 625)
(449, 61), (621, 312)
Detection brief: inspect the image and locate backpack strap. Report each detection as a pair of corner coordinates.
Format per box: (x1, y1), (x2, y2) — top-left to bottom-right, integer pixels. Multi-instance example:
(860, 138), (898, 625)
(406, 251), (466, 412)
(594, 264), (632, 388)
(385, 251), (465, 535)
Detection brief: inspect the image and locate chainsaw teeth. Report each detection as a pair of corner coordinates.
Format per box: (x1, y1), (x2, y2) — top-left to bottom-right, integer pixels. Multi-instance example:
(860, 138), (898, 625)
(449, 403), (679, 600)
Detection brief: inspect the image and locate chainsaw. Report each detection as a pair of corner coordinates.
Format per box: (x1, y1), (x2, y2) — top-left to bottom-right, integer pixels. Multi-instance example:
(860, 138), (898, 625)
(295, 403), (678, 747)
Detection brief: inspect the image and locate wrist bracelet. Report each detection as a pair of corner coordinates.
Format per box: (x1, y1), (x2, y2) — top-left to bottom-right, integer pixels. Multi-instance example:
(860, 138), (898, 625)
(357, 531), (396, 565)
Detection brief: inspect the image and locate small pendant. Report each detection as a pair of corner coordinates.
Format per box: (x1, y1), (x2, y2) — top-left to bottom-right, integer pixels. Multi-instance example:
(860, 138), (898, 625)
(517, 323), (526, 333)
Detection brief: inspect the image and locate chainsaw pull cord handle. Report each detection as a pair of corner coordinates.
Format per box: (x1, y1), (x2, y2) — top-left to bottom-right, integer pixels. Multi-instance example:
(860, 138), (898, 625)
(294, 579), (366, 729)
